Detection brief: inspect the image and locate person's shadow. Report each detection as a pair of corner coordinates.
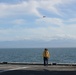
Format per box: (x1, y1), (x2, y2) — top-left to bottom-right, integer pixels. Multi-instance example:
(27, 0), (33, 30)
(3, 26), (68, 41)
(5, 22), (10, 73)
(0, 69), (76, 75)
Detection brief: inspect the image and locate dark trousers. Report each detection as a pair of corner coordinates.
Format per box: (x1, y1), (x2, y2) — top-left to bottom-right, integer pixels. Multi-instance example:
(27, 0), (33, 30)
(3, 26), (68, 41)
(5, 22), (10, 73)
(43, 57), (48, 66)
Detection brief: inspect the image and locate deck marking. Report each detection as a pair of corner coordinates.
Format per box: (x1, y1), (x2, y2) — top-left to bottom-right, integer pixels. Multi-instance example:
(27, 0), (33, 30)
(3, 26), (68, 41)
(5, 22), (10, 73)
(0, 67), (29, 73)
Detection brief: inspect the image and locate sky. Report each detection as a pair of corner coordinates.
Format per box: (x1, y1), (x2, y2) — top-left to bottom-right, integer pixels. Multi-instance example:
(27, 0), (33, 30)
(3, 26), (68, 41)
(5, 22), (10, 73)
(0, 0), (76, 47)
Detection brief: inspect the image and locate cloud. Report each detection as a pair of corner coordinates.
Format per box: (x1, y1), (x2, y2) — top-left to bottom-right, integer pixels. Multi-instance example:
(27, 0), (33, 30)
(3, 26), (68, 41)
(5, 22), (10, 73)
(36, 17), (64, 27)
(0, 20), (76, 41)
(0, 0), (76, 18)
(0, 0), (76, 41)
(67, 18), (76, 23)
(0, 1), (42, 18)
(11, 19), (26, 25)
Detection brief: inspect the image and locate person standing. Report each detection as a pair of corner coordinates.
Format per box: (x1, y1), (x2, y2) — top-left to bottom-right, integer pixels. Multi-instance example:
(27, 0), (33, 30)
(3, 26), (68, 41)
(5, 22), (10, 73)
(43, 48), (50, 66)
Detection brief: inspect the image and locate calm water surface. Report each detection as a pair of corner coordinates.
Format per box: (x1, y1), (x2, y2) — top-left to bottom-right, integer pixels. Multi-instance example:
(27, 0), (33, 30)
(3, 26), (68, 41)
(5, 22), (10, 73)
(0, 48), (76, 63)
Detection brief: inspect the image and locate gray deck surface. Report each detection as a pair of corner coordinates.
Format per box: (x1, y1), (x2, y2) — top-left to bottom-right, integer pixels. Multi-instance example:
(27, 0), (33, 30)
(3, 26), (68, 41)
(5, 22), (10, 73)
(0, 64), (76, 75)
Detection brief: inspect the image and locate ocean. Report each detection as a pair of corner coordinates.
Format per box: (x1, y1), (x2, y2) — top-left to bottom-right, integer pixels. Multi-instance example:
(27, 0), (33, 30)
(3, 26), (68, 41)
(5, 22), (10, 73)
(0, 48), (76, 63)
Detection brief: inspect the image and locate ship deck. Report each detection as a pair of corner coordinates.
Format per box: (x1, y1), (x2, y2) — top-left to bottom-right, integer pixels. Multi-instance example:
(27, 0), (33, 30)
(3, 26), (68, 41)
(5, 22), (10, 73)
(0, 62), (76, 75)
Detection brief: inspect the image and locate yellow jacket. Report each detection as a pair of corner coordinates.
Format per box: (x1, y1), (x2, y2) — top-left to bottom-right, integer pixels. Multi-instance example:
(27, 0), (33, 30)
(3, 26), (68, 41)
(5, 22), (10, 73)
(43, 50), (50, 58)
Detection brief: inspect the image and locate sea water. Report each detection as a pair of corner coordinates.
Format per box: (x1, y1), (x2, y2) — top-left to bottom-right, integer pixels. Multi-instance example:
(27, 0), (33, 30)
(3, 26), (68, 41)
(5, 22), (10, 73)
(0, 48), (76, 63)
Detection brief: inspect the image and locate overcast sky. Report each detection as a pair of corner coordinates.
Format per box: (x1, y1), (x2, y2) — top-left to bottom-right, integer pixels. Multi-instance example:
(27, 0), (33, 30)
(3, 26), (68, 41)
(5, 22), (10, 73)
(0, 0), (76, 45)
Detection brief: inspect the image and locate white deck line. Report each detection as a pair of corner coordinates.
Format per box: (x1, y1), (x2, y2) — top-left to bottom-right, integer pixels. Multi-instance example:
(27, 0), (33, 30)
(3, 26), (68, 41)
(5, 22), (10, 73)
(0, 67), (29, 73)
